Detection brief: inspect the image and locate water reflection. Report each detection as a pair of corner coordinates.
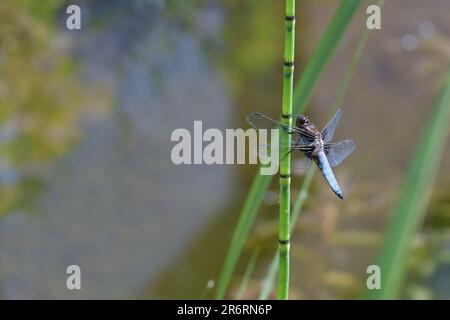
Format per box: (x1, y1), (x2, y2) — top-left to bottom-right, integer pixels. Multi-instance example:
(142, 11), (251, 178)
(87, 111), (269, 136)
(0, 0), (449, 299)
(0, 0), (233, 299)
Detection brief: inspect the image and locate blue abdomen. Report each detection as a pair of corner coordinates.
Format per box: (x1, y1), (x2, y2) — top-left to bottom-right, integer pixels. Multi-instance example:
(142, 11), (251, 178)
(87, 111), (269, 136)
(315, 151), (343, 199)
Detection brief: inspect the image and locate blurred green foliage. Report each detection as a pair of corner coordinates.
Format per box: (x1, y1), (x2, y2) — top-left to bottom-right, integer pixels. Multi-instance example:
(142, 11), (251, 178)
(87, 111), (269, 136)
(365, 67), (450, 299)
(0, 1), (89, 216)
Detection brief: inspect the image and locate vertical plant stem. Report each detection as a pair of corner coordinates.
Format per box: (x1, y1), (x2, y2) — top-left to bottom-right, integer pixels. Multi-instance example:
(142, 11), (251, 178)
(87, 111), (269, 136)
(259, 166), (315, 300)
(365, 67), (450, 299)
(292, 0), (362, 116)
(214, 174), (271, 299)
(259, 11), (376, 298)
(215, 0), (364, 300)
(236, 249), (259, 300)
(277, 0), (296, 300)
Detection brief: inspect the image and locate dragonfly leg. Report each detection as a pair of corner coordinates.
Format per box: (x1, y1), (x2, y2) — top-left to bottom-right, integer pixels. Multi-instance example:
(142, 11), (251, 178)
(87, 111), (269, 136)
(281, 149), (294, 161)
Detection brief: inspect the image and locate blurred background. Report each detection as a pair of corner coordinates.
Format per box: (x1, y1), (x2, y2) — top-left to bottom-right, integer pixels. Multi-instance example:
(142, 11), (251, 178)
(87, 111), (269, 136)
(0, 0), (449, 299)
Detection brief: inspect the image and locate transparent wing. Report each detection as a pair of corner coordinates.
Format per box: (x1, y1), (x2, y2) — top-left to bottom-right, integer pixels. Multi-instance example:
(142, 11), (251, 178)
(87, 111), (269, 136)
(292, 133), (315, 147)
(294, 157), (312, 170)
(252, 144), (313, 170)
(321, 108), (342, 143)
(325, 139), (355, 167)
(247, 112), (316, 146)
(247, 112), (294, 132)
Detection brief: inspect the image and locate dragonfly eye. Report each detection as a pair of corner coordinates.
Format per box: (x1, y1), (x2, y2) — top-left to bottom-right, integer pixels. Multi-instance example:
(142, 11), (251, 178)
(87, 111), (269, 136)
(296, 115), (308, 127)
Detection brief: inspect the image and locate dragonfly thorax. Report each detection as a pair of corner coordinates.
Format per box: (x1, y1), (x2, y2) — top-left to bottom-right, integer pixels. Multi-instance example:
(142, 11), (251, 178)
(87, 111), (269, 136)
(311, 135), (325, 156)
(297, 120), (323, 156)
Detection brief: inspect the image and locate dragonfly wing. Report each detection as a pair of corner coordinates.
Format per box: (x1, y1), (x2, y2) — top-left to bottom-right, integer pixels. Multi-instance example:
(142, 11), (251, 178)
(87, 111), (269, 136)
(321, 108), (342, 143)
(247, 112), (288, 131)
(251, 144), (277, 162)
(254, 143), (313, 156)
(253, 144), (313, 169)
(293, 157), (312, 170)
(295, 135), (314, 146)
(246, 112), (306, 135)
(325, 139), (355, 167)
(252, 143), (286, 166)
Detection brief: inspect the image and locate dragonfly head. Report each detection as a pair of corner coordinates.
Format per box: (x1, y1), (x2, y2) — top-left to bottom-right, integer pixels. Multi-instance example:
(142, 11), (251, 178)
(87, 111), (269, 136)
(296, 115), (310, 127)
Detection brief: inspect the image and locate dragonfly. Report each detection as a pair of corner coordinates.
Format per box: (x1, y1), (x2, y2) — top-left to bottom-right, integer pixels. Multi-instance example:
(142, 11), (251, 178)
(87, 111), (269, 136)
(246, 108), (355, 199)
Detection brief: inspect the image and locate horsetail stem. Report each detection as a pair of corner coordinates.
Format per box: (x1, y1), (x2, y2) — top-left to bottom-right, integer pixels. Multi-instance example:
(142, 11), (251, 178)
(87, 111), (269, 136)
(214, 1), (363, 300)
(277, 0), (296, 300)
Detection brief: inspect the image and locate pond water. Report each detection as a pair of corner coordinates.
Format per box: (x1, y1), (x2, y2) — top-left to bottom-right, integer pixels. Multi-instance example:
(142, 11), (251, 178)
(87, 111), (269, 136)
(0, 0), (449, 299)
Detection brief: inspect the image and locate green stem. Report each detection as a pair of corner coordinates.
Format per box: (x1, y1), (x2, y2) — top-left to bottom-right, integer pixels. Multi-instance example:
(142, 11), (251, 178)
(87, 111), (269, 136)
(214, 174), (271, 299)
(259, 6), (377, 297)
(292, 0), (363, 116)
(236, 249), (259, 300)
(259, 166), (315, 300)
(365, 66), (450, 299)
(332, 0), (383, 112)
(277, 0), (296, 300)
(214, 0), (364, 300)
